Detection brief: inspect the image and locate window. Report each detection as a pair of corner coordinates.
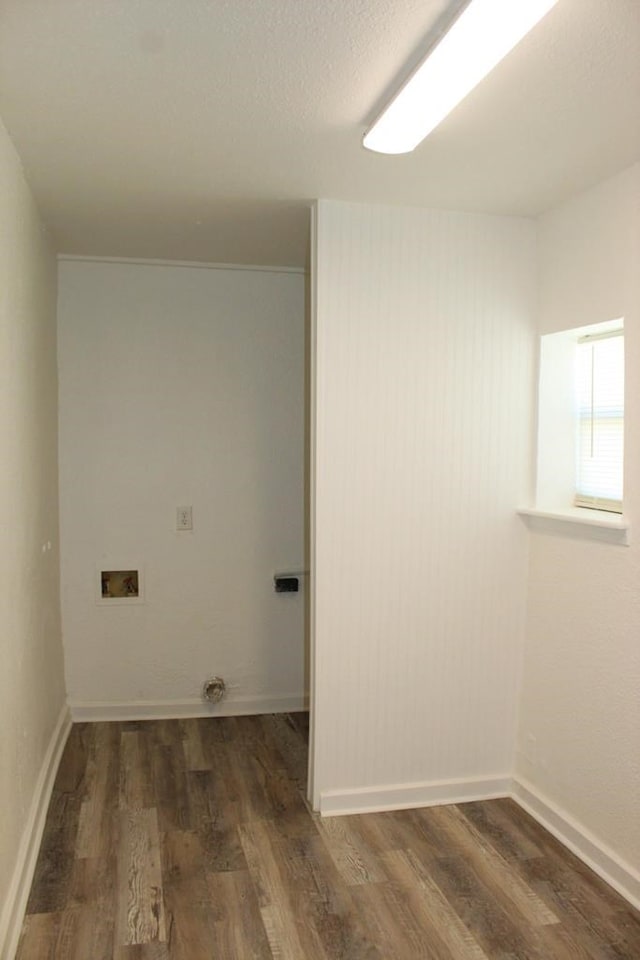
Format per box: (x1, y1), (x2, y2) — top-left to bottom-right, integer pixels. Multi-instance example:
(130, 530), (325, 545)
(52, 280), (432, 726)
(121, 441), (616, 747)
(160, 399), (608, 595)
(575, 331), (624, 513)
(532, 318), (625, 519)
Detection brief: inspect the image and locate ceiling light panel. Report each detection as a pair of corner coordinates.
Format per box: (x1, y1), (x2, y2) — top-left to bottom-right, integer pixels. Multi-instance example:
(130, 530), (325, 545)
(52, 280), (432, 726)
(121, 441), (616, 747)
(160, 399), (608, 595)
(364, 0), (560, 154)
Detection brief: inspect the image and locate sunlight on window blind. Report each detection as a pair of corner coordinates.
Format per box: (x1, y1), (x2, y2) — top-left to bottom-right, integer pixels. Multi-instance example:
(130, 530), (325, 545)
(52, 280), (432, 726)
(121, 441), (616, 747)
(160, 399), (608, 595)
(575, 332), (624, 511)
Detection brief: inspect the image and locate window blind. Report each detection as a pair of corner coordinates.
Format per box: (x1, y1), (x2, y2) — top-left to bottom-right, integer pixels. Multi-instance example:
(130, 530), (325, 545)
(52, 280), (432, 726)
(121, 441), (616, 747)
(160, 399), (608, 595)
(575, 330), (624, 512)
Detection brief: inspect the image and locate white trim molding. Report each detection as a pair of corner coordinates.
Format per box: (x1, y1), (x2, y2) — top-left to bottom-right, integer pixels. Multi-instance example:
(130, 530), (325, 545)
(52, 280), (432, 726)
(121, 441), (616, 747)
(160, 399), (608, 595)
(57, 254), (305, 275)
(69, 693), (309, 723)
(319, 775), (512, 817)
(0, 704), (72, 960)
(517, 508), (630, 545)
(512, 777), (640, 912)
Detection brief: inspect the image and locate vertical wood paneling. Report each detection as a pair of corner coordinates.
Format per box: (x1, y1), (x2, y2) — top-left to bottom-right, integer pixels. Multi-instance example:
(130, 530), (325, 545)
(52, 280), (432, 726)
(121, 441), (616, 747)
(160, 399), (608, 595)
(312, 200), (537, 805)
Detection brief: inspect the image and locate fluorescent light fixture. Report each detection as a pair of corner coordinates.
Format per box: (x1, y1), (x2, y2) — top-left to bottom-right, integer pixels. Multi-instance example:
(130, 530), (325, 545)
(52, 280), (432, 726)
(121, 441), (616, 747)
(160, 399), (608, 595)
(363, 0), (559, 154)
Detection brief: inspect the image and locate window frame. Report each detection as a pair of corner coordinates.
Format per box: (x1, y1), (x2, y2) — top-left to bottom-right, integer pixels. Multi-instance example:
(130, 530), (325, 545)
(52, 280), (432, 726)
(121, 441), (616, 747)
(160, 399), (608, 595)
(520, 317), (628, 545)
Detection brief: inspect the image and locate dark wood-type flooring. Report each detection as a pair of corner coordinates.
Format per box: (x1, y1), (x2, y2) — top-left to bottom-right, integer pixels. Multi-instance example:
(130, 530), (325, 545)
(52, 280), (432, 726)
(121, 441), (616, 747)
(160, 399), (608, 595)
(16, 713), (640, 959)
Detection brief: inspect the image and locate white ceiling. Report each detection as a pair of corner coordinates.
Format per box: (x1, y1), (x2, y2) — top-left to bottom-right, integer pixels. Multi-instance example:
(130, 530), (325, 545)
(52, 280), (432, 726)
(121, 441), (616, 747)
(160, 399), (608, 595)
(0, 0), (638, 268)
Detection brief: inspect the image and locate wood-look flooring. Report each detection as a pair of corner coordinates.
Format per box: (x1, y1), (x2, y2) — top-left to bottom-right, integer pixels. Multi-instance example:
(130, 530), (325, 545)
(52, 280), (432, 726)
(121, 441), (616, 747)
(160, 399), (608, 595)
(17, 714), (640, 959)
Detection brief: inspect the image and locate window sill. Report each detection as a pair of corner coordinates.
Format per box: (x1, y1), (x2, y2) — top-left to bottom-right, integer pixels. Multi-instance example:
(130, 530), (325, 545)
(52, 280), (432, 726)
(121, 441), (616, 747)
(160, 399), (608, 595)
(517, 507), (630, 545)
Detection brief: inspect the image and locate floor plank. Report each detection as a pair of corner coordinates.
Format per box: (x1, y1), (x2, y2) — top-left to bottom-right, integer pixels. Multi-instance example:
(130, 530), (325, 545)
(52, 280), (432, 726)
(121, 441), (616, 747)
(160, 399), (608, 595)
(116, 808), (166, 947)
(75, 722), (120, 861)
(206, 869), (274, 960)
(163, 881), (214, 956)
(382, 848), (490, 960)
(15, 912), (61, 960)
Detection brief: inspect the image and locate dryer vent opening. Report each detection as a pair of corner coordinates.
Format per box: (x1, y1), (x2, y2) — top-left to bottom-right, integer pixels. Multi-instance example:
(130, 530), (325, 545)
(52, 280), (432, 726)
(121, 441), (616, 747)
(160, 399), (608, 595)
(203, 677), (226, 703)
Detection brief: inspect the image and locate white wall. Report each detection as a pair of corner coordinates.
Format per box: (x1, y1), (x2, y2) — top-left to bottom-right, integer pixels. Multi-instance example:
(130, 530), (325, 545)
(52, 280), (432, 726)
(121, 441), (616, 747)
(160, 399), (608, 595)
(517, 165), (640, 890)
(58, 259), (306, 717)
(312, 200), (537, 813)
(0, 118), (66, 954)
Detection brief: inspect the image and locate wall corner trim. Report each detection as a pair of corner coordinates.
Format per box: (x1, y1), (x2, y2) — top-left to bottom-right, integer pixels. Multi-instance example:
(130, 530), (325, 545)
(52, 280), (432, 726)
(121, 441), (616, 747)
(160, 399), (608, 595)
(68, 694), (309, 723)
(0, 703), (72, 960)
(511, 776), (640, 911)
(318, 775), (512, 817)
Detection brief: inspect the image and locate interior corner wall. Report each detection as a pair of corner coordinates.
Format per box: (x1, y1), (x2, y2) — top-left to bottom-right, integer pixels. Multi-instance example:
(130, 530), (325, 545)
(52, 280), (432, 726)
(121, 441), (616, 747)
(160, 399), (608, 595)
(0, 118), (66, 949)
(58, 259), (306, 716)
(517, 164), (640, 882)
(311, 200), (537, 812)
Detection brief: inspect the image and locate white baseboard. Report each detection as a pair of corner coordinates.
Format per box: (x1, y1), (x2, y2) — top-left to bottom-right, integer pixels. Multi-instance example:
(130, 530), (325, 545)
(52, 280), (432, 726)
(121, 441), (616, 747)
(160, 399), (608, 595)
(0, 703), (72, 960)
(69, 693), (309, 723)
(319, 774), (512, 817)
(512, 776), (640, 912)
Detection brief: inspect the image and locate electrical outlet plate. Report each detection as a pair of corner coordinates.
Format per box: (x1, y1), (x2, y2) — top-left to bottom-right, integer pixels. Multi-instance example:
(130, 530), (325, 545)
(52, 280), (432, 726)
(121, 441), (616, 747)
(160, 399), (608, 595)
(177, 506), (193, 531)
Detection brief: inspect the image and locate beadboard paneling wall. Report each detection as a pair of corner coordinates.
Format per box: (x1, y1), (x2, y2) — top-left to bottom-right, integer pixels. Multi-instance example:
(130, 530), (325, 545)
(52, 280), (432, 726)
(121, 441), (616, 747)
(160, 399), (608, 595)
(311, 200), (536, 810)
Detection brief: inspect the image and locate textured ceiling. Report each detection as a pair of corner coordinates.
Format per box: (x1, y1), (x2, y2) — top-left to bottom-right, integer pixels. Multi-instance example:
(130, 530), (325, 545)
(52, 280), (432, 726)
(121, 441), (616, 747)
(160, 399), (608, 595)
(0, 0), (638, 267)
